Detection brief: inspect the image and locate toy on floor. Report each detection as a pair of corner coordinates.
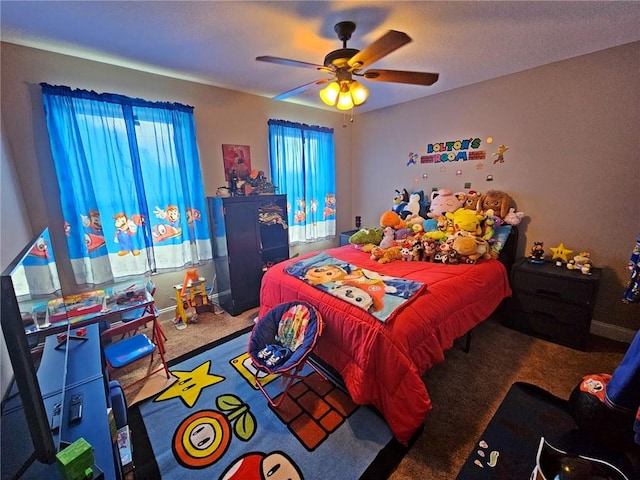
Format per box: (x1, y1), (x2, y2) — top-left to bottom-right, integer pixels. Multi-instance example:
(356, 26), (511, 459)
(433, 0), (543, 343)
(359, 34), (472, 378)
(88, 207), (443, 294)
(173, 268), (215, 329)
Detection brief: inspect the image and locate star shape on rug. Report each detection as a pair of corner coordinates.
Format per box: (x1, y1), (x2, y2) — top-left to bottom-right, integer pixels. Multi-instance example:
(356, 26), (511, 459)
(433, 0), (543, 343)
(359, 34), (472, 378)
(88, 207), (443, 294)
(550, 243), (573, 263)
(154, 360), (225, 408)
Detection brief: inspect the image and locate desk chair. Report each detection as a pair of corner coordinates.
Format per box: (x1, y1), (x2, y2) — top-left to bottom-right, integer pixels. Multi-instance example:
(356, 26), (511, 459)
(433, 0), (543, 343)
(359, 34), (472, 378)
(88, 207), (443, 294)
(101, 313), (170, 391)
(120, 280), (167, 346)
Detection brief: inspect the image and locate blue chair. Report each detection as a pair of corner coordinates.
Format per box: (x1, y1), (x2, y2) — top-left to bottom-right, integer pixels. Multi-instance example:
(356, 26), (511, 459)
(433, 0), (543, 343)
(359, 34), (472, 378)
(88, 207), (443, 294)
(101, 312), (170, 391)
(120, 280), (167, 344)
(248, 301), (326, 407)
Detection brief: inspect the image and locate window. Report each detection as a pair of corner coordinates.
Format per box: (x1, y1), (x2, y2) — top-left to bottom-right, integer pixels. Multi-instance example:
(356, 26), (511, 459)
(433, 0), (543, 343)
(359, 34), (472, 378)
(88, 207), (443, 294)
(268, 119), (336, 244)
(40, 84), (211, 285)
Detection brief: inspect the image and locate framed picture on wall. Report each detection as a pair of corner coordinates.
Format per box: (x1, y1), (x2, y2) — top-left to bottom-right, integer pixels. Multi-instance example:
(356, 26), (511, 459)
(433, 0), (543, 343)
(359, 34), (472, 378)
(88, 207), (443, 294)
(222, 144), (252, 181)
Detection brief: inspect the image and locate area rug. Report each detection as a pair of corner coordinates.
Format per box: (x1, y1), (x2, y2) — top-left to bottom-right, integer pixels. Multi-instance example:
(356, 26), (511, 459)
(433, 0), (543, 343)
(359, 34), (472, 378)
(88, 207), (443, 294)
(128, 326), (406, 480)
(455, 382), (637, 479)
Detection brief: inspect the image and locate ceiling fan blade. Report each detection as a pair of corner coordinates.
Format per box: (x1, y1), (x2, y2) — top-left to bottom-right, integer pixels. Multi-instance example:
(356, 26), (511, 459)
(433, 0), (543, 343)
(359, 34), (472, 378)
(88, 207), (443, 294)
(273, 78), (331, 101)
(363, 69), (439, 86)
(256, 55), (328, 71)
(348, 30), (412, 69)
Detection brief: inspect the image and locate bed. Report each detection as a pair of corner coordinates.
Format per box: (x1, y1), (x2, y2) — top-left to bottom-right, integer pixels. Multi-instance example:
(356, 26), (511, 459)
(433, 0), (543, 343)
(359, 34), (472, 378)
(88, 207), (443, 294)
(258, 226), (517, 445)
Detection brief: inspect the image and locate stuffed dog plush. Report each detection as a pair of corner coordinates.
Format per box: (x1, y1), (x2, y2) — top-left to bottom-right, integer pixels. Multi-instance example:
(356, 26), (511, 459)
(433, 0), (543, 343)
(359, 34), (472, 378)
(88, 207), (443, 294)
(476, 190), (513, 219)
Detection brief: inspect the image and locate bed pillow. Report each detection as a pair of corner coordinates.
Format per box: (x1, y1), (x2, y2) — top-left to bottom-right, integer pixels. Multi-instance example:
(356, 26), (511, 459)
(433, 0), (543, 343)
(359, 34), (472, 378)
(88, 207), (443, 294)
(489, 224), (512, 255)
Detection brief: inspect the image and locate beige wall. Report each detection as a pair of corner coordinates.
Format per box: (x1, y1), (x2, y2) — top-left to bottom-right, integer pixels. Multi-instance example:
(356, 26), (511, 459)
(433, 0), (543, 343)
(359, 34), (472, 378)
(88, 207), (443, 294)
(0, 42), (352, 309)
(1, 41), (638, 335)
(352, 41), (640, 333)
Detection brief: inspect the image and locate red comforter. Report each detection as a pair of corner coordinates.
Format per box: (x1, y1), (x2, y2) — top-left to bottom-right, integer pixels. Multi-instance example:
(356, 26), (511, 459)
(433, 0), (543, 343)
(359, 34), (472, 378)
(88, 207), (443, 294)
(259, 245), (512, 444)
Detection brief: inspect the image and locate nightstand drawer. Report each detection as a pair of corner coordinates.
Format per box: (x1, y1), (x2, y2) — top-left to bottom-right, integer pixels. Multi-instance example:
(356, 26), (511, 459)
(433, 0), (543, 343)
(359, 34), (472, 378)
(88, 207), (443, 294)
(505, 292), (591, 349)
(505, 308), (590, 350)
(512, 292), (592, 327)
(511, 260), (600, 306)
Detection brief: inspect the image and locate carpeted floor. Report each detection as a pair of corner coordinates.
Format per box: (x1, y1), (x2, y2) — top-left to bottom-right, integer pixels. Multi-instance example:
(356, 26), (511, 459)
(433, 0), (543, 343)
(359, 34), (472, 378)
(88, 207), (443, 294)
(110, 309), (630, 479)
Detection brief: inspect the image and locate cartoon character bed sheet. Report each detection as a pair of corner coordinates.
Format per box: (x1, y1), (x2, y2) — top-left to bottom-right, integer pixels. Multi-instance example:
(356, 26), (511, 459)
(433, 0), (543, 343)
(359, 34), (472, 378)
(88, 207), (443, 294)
(259, 245), (512, 445)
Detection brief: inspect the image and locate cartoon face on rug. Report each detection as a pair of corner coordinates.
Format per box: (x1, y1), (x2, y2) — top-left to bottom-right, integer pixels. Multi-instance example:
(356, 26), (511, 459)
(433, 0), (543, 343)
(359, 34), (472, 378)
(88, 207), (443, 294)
(219, 451), (303, 480)
(328, 281), (385, 312)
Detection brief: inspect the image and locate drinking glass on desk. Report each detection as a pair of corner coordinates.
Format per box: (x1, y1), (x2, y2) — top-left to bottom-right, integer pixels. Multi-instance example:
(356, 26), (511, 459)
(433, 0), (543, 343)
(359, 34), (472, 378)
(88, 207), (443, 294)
(34, 308), (51, 330)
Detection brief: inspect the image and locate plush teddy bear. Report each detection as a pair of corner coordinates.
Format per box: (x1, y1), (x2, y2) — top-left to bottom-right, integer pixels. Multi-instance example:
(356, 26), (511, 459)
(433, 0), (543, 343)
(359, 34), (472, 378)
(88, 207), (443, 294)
(427, 189), (464, 218)
(462, 190), (481, 211)
(452, 235), (492, 262)
(476, 190), (513, 219)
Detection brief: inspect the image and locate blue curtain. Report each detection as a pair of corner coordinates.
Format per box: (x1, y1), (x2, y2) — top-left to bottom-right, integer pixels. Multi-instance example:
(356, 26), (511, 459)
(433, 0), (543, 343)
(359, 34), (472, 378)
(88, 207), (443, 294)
(268, 119), (336, 244)
(41, 84), (211, 285)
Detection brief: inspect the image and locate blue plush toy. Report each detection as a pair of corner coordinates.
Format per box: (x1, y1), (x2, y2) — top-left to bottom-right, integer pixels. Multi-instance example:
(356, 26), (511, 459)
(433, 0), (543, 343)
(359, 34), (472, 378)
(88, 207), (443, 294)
(392, 188), (409, 215)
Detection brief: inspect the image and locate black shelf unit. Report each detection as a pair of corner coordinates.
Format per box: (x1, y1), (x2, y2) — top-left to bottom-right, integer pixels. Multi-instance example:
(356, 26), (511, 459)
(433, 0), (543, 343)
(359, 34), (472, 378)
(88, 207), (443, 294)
(207, 195), (289, 316)
(502, 257), (602, 350)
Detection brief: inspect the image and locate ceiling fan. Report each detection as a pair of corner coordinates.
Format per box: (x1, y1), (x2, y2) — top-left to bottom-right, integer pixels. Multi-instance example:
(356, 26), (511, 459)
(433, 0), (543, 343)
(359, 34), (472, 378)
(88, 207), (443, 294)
(256, 21), (439, 110)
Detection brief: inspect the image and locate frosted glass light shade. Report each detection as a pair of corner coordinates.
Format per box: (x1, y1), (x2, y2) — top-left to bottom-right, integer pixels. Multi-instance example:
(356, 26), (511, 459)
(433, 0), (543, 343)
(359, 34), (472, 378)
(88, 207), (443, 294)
(319, 82), (340, 106)
(349, 81), (369, 105)
(336, 90), (355, 110)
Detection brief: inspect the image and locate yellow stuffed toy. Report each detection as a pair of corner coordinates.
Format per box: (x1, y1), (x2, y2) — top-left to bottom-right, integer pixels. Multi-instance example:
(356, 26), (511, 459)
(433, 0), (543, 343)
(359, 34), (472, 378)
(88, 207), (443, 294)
(452, 235), (492, 262)
(446, 208), (484, 236)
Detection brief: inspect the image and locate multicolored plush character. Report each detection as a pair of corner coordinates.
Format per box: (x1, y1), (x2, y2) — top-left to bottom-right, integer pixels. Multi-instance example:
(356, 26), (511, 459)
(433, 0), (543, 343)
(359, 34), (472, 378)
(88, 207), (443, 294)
(392, 188), (409, 215)
(567, 251), (593, 275)
(623, 233), (640, 303)
(481, 209), (505, 242)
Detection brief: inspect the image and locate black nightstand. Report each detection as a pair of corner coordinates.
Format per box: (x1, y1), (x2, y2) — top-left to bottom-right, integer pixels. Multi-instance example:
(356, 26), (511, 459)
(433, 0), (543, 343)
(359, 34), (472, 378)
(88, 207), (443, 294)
(339, 229), (359, 246)
(503, 257), (602, 350)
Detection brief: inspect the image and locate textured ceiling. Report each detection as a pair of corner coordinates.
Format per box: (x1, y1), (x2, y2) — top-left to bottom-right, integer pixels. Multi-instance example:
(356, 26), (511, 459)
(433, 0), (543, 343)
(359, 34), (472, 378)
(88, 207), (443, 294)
(2, 1), (640, 113)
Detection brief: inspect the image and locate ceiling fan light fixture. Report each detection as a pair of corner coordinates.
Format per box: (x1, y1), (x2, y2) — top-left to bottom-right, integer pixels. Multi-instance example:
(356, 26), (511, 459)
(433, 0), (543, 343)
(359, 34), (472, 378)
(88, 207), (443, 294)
(349, 80), (369, 106)
(319, 81), (340, 106)
(336, 89), (354, 110)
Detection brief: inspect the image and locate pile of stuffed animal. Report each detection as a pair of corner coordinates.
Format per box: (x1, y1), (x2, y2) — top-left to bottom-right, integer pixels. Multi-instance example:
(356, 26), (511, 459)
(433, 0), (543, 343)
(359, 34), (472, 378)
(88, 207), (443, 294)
(350, 188), (525, 265)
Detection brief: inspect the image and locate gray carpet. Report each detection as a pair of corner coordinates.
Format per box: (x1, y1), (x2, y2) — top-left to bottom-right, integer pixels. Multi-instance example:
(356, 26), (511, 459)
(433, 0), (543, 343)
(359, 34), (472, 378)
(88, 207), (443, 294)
(110, 309), (629, 479)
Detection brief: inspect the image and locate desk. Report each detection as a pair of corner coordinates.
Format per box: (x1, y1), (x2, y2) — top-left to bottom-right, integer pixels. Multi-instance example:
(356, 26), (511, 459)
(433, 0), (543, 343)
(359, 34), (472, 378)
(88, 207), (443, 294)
(1, 324), (119, 479)
(23, 280), (156, 344)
